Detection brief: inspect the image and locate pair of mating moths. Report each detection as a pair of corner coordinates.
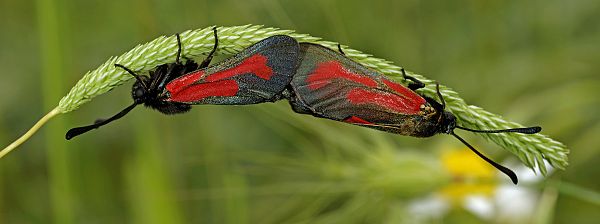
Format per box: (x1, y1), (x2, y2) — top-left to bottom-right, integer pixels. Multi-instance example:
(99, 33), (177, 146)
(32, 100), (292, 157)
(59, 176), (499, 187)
(68, 28), (540, 184)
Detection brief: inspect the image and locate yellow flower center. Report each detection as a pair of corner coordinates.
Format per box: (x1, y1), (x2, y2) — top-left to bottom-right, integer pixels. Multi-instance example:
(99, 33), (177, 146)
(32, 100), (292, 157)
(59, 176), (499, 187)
(439, 148), (497, 202)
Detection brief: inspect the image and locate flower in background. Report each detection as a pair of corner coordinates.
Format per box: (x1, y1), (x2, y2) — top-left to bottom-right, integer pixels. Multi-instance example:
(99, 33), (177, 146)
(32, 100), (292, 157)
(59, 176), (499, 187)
(408, 147), (552, 223)
(440, 148), (496, 202)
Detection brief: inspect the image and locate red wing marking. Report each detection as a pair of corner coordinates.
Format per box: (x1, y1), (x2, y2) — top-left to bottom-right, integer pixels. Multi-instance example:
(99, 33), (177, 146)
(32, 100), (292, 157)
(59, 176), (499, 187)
(346, 88), (423, 114)
(306, 61), (378, 90)
(344, 116), (373, 124)
(166, 54), (272, 98)
(169, 79), (239, 102)
(166, 71), (204, 94)
(205, 54), (273, 82)
(382, 79), (424, 104)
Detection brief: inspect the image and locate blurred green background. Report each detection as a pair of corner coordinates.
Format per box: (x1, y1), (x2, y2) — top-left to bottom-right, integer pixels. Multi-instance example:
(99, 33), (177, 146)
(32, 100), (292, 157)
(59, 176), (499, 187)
(1, 0), (598, 223)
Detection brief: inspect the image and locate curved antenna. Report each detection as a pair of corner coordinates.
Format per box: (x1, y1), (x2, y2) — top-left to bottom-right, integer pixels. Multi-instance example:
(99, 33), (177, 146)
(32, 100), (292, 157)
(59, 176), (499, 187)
(456, 125), (541, 134)
(451, 131), (518, 184)
(114, 64), (149, 90)
(65, 102), (139, 140)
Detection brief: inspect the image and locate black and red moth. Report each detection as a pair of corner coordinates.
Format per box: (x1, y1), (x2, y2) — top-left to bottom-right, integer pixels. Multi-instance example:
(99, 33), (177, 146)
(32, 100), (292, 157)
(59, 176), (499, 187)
(284, 43), (541, 184)
(66, 28), (300, 139)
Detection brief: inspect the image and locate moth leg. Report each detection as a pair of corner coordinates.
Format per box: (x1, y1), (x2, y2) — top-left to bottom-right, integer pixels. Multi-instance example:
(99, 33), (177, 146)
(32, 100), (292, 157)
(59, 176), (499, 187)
(152, 33), (188, 89)
(199, 27), (219, 69)
(175, 34), (200, 74)
(337, 44), (345, 55)
(401, 68), (425, 91)
(435, 82), (446, 109)
(114, 64), (150, 90)
(175, 33), (183, 64)
(174, 33), (198, 72)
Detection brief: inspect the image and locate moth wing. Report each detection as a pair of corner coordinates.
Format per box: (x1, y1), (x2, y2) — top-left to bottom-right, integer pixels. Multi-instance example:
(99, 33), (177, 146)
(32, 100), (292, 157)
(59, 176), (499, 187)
(289, 43), (426, 125)
(166, 35), (300, 104)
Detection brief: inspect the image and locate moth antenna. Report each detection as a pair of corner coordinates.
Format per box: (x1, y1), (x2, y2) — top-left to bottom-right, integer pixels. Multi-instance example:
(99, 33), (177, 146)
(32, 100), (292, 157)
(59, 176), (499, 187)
(451, 132), (518, 184)
(66, 102), (139, 140)
(114, 64), (149, 91)
(456, 126), (541, 134)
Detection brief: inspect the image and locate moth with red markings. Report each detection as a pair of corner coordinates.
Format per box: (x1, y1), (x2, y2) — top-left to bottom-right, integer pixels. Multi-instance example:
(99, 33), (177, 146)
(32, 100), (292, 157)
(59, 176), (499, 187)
(66, 28), (300, 139)
(284, 43), (541, 184)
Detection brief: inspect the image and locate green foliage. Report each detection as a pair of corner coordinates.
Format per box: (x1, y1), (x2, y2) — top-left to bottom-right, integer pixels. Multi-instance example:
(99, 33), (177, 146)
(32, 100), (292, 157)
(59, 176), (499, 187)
(0, 0), (598, 223)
